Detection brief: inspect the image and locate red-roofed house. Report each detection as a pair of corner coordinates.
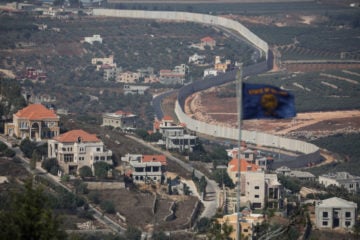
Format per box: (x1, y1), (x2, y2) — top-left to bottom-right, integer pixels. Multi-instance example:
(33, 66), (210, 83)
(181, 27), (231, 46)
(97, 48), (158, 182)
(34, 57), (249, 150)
(4, 104), (60, 141)
(122, 153), (167, 184)
(48, 129), (112, 175)
(200, 36), (216, 49)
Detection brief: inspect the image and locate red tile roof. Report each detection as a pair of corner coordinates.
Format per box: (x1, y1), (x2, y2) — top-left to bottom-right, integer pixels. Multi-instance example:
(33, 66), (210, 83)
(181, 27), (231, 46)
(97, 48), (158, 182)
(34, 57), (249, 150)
(201, 36), (215, 42)
(228, 158), (259, 172)
(162, 116), (173, 121)
(15, 104), (58, 120)
(142, 155), (167, 165)
(53, 129), (100, 143)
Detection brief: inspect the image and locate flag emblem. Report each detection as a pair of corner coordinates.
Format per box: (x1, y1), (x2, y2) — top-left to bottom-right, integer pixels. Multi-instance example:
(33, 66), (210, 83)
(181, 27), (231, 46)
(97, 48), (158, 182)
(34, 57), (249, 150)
(243, 83), (296, 120)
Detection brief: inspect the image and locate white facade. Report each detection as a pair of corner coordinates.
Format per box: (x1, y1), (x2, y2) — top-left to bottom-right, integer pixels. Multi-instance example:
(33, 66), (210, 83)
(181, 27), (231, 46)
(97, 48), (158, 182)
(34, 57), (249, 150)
(84, 34), (103, 45)
(319, 172), (360, 193)
(102, 111), (137, 130)
(243, 171), (266, 209)
(188, 53), (205, 64)
(131, 161), (162, 184)
(203, 68), (218, 78)
(315, 197), (357, 229)
(48, 130), (112, 175)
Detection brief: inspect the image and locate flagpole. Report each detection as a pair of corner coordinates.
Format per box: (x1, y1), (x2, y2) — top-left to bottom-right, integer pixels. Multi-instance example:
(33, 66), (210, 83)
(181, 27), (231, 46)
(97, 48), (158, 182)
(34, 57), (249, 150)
(236, 65), (243, 240)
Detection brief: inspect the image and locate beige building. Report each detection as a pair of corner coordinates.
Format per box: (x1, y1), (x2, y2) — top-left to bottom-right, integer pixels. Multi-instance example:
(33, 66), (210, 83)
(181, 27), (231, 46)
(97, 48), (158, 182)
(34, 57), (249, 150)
(102, 110), (137, 130)
(4, 104), (60, 141)
(116, 71), (140, 83)
(315, 197), (357, 229)
(48, 129), (112, 175)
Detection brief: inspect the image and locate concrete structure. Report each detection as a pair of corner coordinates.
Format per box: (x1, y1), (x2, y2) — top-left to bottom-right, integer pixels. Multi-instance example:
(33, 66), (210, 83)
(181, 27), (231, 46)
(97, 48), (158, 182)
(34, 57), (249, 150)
(217, 210), (264, 239)
(91, 55), (116, 71)
(123, 84), (149, 95)
(92, 9), (320, 165)
(4, 104), (60, 141)
(48, 129), (112, 175)
(102, 110), (137, 130)
(315, 197), (357, 229)
(123, 154), (167, 184)
(84, 34), (102, 45)
(214, 56), (232, 73)
(188, 53), (205, 64)
(276, 166), (316, 181)
(116, 71), (140, 83)
(154, 116), (197, 152)
(203, 68), (218, 78)
(319, 172), (360, 193)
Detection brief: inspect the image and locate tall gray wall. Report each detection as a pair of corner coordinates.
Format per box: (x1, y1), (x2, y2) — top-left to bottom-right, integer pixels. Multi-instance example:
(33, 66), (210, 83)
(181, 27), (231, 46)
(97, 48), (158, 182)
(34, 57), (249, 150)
(93, 9), (269, 58)
(93, 9), (320, 166)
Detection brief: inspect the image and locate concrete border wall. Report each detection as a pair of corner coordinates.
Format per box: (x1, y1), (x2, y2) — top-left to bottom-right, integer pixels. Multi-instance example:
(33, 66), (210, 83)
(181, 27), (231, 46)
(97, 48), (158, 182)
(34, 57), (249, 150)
(93, 8), (320, 165)
(93, 9), (269, 58)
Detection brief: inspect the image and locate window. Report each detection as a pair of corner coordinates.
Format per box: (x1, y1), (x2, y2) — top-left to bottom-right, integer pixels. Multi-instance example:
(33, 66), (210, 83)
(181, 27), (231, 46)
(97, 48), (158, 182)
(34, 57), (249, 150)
(350, 184), (354, 188)
(96, 148), (100, 152)
(345, 221), (351, 227)
(346, 212), (351, 218)
(322, 221), (328, 226)
(100, 156), (105, 161)
(322, 212), (328, 218)
(243, 229), (248, 233)
(255, 195), (259, 198)
(255, 186), (260, 190)
(64, 154), (74, 162)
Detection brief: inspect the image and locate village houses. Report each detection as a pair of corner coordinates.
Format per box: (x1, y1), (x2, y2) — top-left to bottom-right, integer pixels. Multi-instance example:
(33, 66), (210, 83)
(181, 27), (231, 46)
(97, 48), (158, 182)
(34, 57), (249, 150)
(121, 154), (167, 184)
(102, 110), (137, 131)
(4, 103), (60, 141)
(48, 129), (112, 175)
(84, 34), (103, 45)
(200, 36), (216, 49)
(319, 172), (360, 193)
(153, 116), (198, 152)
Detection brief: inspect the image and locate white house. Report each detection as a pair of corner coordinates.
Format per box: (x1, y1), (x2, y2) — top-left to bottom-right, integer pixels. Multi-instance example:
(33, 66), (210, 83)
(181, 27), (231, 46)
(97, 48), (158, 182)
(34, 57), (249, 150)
(188, 53), (205, 64)
(154, 116), (198, 152)
(102, 110), (137, 130)
(48, 129), (112, 175)
(319, 172), (360, 193)
(315, 197), (357, 229)
(84, 34), (103, 45)
(124, 154), (167, 184)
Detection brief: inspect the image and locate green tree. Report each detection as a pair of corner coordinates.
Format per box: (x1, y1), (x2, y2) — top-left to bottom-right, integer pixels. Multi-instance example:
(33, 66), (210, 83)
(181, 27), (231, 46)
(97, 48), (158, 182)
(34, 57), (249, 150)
(196, 217), (212, 233)
(42, 158), (60, 175)
(100, 200), (116, 214)
(20, 138), (37, 158)
(125, 226), (142, 240)
(0, 179), (67, 239)
(79, 166), (93, 178)
(94, 161), (111, 179)
(212, 169), (235, 189)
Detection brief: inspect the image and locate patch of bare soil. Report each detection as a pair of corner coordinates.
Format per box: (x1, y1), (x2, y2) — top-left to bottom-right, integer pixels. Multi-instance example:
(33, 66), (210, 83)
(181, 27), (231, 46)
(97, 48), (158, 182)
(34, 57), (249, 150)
(95, 188), (198, 231)
(184, 87), (360, 139)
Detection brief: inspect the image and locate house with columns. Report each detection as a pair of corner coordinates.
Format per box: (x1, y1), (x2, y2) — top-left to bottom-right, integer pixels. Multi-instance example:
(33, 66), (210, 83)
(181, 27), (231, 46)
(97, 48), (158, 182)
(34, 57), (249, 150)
(4, 103), (60, 141)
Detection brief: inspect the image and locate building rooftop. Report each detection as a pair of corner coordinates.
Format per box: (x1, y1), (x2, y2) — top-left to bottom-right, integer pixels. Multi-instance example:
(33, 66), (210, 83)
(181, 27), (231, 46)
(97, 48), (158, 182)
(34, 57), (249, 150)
(53, 129), (100, 143)
(15, 103), (58, 120)
(321, 172), (360, 180)
(142, 155), (167, 165)
(228, 158), (259, 172)
(317, 197), (357, 209)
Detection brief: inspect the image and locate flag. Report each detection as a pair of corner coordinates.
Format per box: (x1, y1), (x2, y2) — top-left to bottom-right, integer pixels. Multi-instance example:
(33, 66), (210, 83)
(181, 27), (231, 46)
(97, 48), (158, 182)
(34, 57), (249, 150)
(242, 83), (296, 119)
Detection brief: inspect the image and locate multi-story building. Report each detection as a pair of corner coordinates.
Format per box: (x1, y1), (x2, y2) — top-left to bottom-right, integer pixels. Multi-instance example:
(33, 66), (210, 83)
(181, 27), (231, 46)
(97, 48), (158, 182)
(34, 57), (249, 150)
(117, 71), (140, 83)
(123, 154), (167, 184)
(227, 159), (282, 209)
(188, 53), (205, 65)
(4, 104), (60, 141)
(276, 166), (316, 181)
(153, 116), (197, 152)
(315, 197), (357, 229)
(48, 129), (112, 175)
(319, 172), (360, 193)
(102, 110), (137, 130)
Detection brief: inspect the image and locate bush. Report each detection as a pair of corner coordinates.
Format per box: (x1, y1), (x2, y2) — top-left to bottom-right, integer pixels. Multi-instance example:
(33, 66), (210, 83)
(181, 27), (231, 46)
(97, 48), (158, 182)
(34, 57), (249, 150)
(93, 162), (111, 179)
(88, 191), (100, 204)
(4, 148), (15, 158)
(42, 158), (59, 173)
(79, 166), (93, 178)
(100, 200), (116, 214)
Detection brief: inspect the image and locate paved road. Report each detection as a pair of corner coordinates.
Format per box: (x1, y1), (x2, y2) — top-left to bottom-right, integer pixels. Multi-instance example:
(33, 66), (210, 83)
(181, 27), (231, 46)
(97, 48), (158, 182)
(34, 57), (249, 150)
(152, 89), (179, 120)
(126, 134), (220, 219)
